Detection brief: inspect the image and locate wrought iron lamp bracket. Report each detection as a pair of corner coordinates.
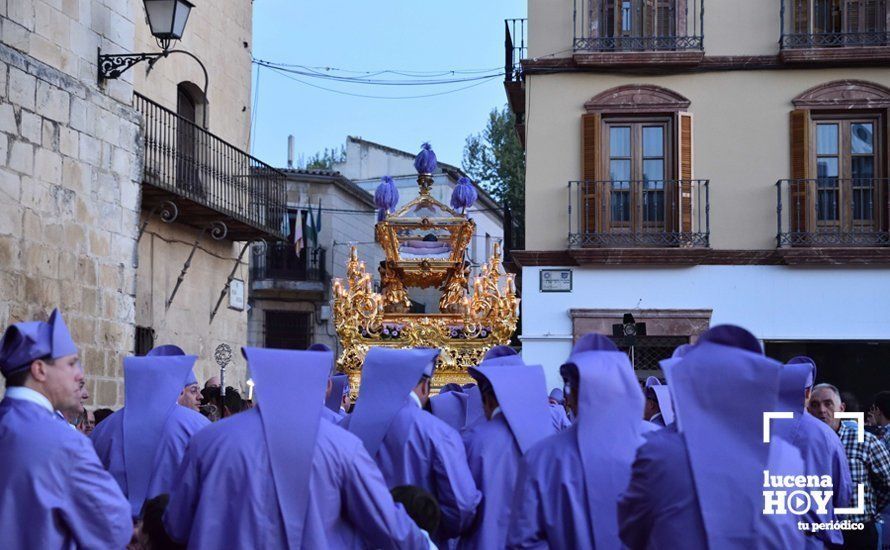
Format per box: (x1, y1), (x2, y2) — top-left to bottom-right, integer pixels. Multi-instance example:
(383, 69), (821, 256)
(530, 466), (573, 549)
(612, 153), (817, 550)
(97, 47), (209, 97)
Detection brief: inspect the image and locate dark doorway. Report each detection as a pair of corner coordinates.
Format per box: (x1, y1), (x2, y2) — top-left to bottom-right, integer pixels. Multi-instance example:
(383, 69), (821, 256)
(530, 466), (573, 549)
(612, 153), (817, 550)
(176, 83), (205, 198)
(765, 340), (890, 409)
(264, 310), (312, 350)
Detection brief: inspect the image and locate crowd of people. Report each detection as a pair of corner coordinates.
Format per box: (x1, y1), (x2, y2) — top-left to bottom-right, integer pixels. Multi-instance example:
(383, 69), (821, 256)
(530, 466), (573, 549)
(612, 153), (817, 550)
(1, 308), (889, 549)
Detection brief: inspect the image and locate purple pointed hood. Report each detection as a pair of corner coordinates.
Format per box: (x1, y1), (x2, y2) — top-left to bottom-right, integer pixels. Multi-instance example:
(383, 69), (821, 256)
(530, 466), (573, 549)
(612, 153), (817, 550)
(122, 354), (197, 517)
(243, 346), (333, 548)
(326, 373), (348, 412)
(563, 333), (643, 549)
(464, 384), (484, 425)
(652, 385), (675, 425)
(549, 388), (565, 404)
(0, 308), (78, 377)
(430, 391), (468, 431)
(479, 345), (524, 367)
(347, 347), (440, 456)
(414, 142), (437, 174)
(469, 362), (552, 454)
(664, 325), (783, 549)
(147, 344), (196, 386)
(777, 362), (814, 416)
(787, 356), (817, 389)
(645, 376), (661, 388)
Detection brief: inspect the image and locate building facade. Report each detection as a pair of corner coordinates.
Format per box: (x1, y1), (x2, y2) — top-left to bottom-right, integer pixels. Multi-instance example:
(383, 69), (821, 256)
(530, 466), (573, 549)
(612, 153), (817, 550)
(1, 0), (285, 406)
(509, 0), (890, 397)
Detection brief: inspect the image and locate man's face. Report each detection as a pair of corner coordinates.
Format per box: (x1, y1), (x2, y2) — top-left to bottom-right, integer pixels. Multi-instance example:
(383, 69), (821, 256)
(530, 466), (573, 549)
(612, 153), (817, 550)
(36, 354), (83, 412)
(204, 376), (220, 390)
(82, 409), (95, 435)
(807, 388), (845, 431)
(178, 384), (201, 411)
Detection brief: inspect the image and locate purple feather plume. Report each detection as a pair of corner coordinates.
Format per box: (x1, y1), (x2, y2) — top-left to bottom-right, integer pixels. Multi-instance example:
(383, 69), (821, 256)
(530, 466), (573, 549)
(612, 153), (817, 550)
(414, 142), (437, 174)
(450, 176), (478, 211)
(374, 176), (399, 221)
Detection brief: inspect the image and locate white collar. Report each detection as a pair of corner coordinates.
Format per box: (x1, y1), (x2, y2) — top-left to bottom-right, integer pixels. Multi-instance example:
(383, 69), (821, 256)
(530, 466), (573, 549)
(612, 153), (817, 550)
(5, 386), (54, 413)
(491, 406), (503, 419)
(408, 391), (423, 409)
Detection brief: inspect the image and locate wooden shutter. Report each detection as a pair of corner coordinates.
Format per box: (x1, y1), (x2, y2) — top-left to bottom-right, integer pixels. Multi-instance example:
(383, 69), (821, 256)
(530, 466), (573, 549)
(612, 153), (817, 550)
(677, 112), (694, 234)
(582, 113), (602, 234)
(789, 109), (812, 233)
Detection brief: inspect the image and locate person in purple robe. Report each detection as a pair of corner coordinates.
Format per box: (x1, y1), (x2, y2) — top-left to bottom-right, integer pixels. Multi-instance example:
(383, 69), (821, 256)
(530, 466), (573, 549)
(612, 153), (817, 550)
(90, 351), (210, 517)
(617, 325), (806, 549)
(507, 333), (647, 548)
(149, 344), (203, 413)
(774, 358), (852, 548)
(430, 387), (469, 431)
(343, 347), (482, 545)
(0, 309), (132, 548)
(164, 346), (428, 549)
(461, 359), (554, 549)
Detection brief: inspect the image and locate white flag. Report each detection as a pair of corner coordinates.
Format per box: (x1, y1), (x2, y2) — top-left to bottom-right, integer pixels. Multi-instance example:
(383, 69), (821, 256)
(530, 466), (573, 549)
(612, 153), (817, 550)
(294, 210), (304, 257)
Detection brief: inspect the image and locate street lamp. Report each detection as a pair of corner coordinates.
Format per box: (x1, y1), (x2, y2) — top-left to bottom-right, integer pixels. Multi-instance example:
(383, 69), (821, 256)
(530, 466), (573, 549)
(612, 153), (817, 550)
(98, 0), (207, 95)
(144, 0), (194, 50)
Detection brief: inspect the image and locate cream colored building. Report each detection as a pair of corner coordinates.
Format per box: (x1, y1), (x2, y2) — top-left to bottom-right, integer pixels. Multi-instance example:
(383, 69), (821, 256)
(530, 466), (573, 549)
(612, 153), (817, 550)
(510, 0), (890, 396)
(1, 0), (284, 406)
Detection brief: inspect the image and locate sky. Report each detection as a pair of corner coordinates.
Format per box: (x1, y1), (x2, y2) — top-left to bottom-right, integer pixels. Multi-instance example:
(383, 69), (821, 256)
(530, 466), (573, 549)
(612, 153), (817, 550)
(250, 0), (526, 170)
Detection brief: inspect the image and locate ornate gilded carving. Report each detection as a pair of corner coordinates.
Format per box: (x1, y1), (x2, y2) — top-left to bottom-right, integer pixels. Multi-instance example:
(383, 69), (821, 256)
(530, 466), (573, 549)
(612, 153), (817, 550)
(333, 174), (519, 390)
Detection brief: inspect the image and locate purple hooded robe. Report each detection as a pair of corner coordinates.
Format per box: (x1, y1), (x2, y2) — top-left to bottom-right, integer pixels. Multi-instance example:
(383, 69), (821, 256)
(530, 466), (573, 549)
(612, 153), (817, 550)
(164, 347), (427, 549)
(618, 325), (806, 549)
(0, 309), (132, 549)
(90, 354), (209, 517)
(343, 347), (481, 544)
(507, 333), (646, 548)
(460, 361), (555, 549)
(774, 361), (851, 548)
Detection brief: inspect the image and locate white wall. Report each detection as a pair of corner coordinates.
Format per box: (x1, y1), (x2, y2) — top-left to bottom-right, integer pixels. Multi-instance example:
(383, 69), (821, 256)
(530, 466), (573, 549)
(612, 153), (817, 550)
(521, 265), (890, 388)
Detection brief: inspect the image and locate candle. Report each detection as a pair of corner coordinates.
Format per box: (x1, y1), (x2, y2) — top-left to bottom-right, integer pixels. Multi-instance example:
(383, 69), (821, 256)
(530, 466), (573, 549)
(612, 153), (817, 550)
(246, 378), (254, 401)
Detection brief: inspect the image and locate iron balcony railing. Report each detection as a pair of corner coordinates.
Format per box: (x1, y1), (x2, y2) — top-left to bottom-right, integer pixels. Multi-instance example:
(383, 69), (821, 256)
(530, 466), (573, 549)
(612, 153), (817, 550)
(135, 93), (287, 240)
(573, 0), (704, 51)
(251, 243), (327, 283)
(505, 18), (527, 83)
(781, 0), (890, 48)
(776, 178), (889, 246)
(568, 179), (709, 247)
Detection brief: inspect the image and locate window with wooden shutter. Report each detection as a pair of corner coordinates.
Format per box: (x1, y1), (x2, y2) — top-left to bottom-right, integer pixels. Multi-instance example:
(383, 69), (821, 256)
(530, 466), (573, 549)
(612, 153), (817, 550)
(582, 113), (602, 234)
(677, 113), (693, 234)
(790, 109), (812, 233)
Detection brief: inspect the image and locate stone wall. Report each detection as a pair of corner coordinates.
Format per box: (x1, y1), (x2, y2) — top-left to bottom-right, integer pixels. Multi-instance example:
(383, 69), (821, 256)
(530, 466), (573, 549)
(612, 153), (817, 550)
(136, 217), (250, 391)
(0, 0), (142, 408)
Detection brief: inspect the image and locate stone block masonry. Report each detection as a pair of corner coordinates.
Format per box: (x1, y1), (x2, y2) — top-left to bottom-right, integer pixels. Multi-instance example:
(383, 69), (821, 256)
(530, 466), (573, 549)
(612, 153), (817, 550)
(0, 42), (141, 408)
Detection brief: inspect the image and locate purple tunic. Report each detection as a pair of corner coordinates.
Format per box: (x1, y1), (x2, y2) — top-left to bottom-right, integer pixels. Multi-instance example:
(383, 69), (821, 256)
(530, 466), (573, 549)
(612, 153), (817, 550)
(346, 401), (481, 542)
(164, 407), (428, 549)
(461, 414), (523, 549)
(0, 398), (132, 549)
(549, 402), (572, 432)
(90, 404), (209, 513)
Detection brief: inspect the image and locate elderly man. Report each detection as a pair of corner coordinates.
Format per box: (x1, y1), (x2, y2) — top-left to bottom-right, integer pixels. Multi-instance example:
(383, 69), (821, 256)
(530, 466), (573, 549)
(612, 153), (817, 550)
(0, 309), (132, 548)
(809, 383), (890, 549)
(344, 347), (481, 546)
(90, 353), (210, 518)
(165, 347), (428, 548)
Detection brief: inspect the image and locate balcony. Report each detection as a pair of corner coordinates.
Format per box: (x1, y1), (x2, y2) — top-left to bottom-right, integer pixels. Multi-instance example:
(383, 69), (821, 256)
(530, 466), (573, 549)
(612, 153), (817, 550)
(135, 93), (287, 241)
(572, 0), (704, 66)
(251, 243), (327, 295)
(780, 0), (890, 63)
(504, 18), (527, 145)
(776, 178), (889, 247)
(568, 179), (709, 248)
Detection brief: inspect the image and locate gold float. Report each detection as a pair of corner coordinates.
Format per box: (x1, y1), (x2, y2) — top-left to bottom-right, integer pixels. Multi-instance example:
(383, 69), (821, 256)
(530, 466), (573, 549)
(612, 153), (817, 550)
(332, 173), (520, 390)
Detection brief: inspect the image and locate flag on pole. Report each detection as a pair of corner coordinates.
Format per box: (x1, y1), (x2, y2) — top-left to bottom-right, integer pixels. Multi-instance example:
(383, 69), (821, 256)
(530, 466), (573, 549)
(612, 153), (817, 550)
(294, 210), (304, 257)
(280, 210), (291, 238)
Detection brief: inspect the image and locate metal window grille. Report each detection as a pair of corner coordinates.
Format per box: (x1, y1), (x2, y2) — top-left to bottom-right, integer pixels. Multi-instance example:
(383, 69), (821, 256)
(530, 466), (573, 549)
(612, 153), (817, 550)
(264, 311), (312, 350)
(611, 335), (689, 370)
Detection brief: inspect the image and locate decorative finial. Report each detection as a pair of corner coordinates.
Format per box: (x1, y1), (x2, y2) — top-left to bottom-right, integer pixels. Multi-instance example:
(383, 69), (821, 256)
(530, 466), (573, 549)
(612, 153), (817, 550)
(414, 142), (437, 174)
(374, 176), (399, 221)
(450, 177), (478, 213)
